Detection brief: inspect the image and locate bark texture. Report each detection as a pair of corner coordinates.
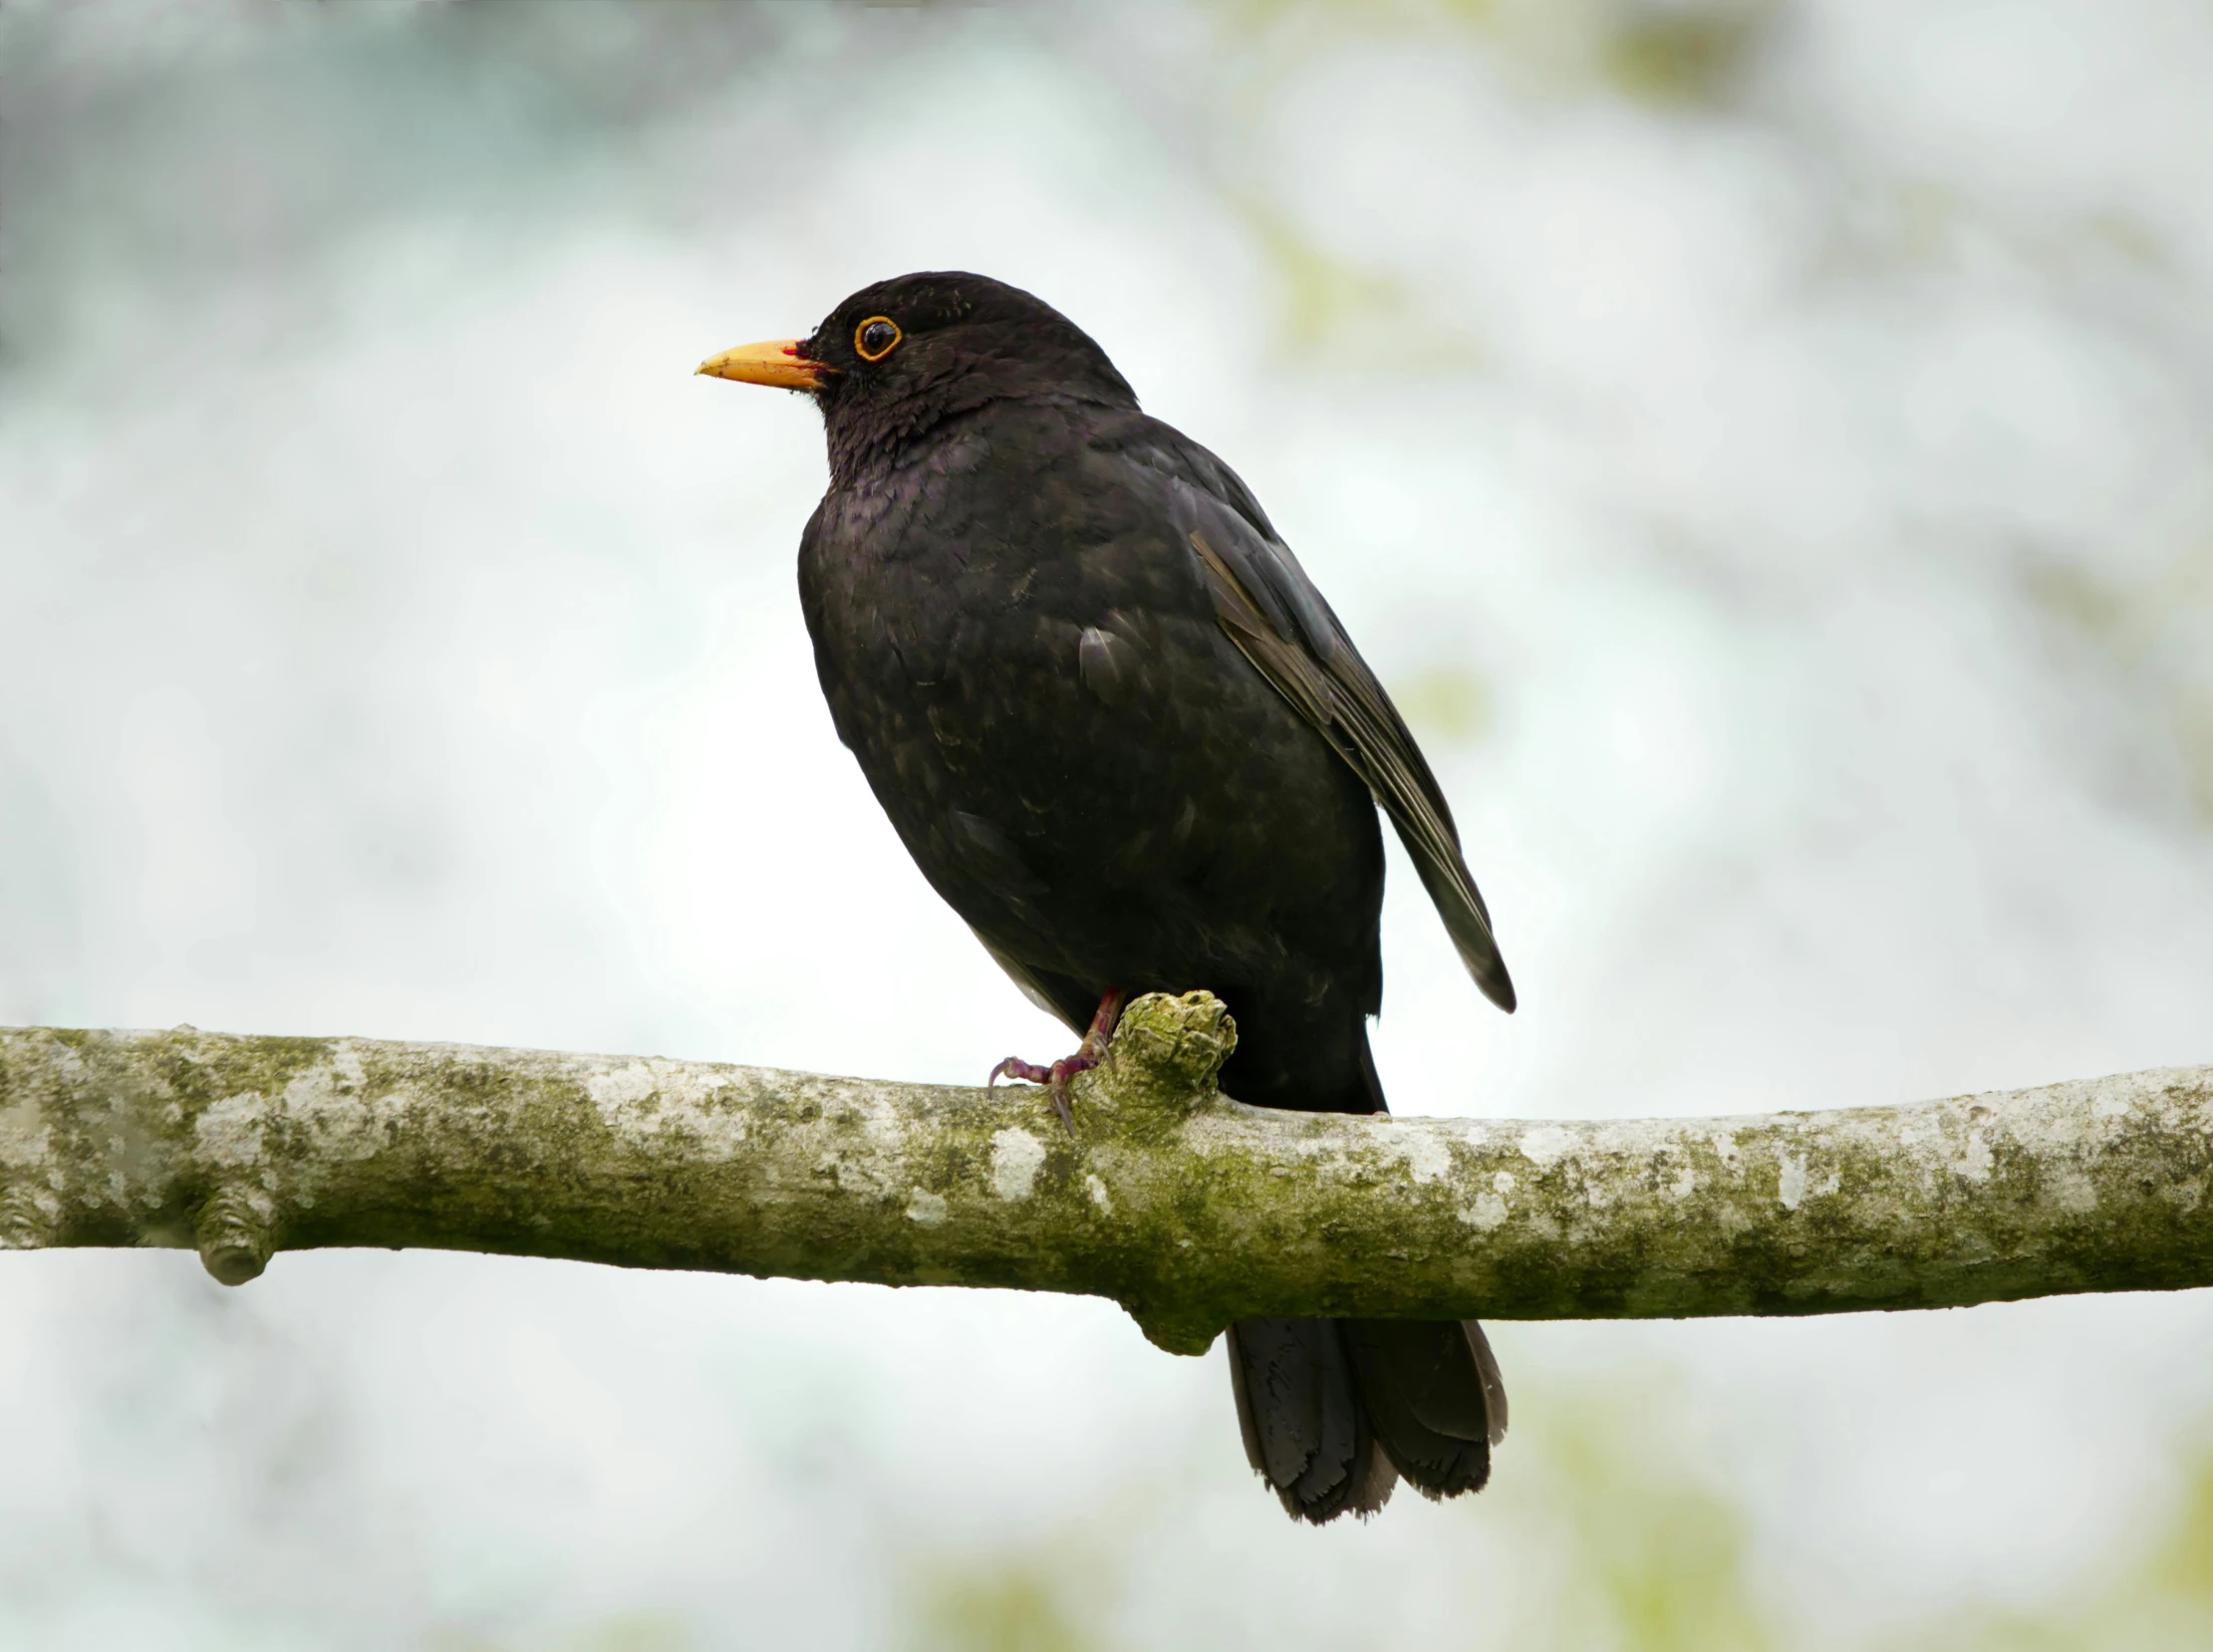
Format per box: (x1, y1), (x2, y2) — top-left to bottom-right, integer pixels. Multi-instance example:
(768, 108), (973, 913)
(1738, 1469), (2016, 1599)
(4, 993), (2208, 1354)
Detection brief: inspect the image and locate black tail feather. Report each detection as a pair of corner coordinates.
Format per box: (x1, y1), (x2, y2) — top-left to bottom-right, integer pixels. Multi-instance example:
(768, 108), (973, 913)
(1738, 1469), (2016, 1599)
(1342, 1318), (1504, 1499)
(1229, 1316), (1506, 1522)
(1226, 1317), (1397, 1522)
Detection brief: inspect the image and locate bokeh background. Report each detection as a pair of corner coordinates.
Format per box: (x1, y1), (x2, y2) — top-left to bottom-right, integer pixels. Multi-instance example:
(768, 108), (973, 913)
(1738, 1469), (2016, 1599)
(5, 1), (2213, 1647)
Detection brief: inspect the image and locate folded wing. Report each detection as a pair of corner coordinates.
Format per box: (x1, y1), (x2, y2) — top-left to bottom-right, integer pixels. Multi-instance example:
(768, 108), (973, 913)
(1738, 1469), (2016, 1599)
(1167, 476), (1515, 1013)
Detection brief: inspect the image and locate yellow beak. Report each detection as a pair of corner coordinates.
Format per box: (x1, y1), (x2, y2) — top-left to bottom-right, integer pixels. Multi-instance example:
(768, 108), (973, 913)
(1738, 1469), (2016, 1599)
(694, 338), (829, 391)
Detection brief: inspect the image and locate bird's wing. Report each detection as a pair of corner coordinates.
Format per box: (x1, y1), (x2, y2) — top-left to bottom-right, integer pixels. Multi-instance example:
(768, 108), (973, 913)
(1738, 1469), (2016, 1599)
(1144, 431), (1516, 1013)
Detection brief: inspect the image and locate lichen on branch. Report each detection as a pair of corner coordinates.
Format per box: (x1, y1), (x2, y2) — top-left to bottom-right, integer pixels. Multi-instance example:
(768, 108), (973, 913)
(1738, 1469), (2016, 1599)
(4, 993), (2209, 1355)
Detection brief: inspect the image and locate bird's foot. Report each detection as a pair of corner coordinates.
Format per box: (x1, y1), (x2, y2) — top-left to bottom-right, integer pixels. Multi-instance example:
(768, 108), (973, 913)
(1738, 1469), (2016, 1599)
(986, 1052), (1098, 1134)
(987, 988), (1126, 1135)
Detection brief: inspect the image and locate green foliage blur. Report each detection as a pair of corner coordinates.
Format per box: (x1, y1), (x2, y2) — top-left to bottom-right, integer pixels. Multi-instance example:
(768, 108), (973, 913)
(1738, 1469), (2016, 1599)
(903, 1376), (2213, 1652)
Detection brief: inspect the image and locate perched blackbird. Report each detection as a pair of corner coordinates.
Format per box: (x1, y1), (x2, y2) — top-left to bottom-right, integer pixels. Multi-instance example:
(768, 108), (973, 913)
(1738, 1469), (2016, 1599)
(699, 272), (1515, 1522)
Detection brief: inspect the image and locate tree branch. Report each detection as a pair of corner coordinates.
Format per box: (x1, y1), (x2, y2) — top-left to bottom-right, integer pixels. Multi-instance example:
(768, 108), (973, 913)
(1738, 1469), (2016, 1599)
(4, 992), (2208, 1353)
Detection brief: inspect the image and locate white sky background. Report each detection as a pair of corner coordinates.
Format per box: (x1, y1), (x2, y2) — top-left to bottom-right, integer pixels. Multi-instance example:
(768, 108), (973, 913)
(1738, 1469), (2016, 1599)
(3, 2), (2213, 1646)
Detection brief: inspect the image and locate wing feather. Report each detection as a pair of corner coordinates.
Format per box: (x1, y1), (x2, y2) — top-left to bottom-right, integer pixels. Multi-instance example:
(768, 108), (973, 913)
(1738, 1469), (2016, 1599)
(1189, 526), (1516, 1012)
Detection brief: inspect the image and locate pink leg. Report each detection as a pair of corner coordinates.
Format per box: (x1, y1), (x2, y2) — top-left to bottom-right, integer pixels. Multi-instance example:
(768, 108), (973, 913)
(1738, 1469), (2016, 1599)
(988, 989), (1127, 1134)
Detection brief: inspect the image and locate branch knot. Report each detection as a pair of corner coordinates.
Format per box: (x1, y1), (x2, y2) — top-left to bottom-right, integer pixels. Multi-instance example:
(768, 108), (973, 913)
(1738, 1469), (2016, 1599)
(195, 1188), (276, 1285)
(1093, 991), (1237, 1122)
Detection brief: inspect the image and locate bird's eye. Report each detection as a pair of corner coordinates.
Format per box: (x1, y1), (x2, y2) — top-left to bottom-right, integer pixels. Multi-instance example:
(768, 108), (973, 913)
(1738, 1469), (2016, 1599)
(854, 317), (902, 362)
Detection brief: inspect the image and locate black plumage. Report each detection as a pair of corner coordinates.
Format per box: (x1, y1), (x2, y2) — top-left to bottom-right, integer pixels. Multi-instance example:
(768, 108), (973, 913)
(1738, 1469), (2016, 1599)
(700, 272), (1514, 1521)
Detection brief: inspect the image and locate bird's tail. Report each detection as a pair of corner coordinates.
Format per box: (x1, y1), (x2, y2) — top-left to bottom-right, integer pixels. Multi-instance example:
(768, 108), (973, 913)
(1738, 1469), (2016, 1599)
(1227, 1315), (1508, 1523)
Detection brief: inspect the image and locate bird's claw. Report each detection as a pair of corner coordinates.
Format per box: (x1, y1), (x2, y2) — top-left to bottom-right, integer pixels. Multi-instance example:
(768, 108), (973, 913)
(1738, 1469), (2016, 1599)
(984, 989), (1126, 1137)
(987, 1052), (1097, 1136)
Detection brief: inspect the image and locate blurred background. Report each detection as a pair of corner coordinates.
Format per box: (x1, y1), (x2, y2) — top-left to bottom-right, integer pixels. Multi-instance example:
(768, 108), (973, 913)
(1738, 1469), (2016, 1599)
(5, 1), (2213, 1646)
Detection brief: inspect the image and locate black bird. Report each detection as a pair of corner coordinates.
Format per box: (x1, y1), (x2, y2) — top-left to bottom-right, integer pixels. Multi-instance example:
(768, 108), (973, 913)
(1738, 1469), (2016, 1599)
(698, 272), (1515, 1522)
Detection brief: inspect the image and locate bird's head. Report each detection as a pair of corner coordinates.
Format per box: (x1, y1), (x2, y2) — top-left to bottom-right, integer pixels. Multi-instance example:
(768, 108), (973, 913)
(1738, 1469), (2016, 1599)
(697, 271), (1137, 478)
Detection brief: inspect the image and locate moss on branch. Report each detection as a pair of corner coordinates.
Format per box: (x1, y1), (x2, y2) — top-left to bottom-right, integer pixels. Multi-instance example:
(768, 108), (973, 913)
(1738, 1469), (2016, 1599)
(4, 993), (2209, 1355)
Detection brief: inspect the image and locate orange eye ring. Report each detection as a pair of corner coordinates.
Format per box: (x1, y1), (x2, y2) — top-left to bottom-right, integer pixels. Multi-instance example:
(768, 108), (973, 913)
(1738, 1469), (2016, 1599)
(854, 316), (903, 362)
